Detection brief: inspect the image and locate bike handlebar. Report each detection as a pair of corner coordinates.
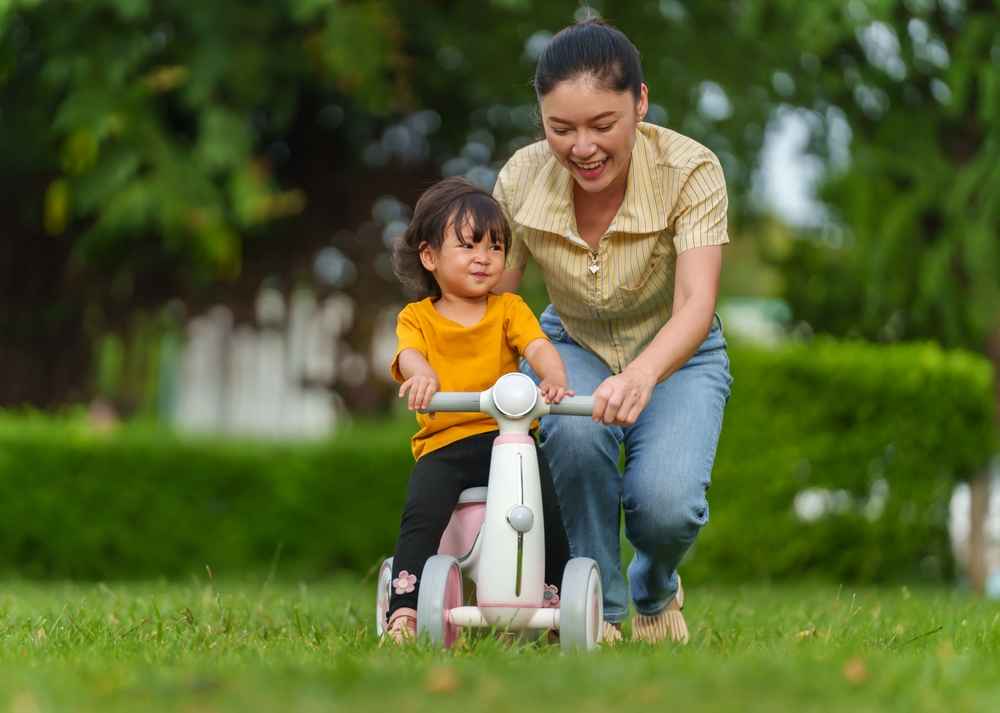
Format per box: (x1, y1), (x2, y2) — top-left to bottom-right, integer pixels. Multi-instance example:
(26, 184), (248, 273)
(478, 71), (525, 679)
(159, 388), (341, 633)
(421, 392), (594, 417)
(546, 395), (594, 416)
(424, 392), (481, 413)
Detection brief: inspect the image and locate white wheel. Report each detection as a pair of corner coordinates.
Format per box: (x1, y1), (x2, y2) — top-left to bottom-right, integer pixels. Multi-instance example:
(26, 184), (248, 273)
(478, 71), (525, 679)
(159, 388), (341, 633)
(375, 557), (393, 637)
(559, 557), (603, 652)
(417, 555), (463, 648)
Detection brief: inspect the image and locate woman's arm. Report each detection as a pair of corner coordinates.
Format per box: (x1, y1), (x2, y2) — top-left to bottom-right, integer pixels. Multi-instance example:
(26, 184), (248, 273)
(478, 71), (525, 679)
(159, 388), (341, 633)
(493, 269), (523, 294)
(591, 245), (722, 425)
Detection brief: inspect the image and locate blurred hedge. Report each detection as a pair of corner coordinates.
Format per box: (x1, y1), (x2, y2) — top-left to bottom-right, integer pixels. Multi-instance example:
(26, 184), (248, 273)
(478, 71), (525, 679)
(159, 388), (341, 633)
(0, 339), (994, 582)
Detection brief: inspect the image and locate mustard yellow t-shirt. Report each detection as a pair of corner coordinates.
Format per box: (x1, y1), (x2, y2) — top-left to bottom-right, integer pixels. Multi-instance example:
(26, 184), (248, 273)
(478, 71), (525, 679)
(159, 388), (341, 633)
(390, 292), (547, 461)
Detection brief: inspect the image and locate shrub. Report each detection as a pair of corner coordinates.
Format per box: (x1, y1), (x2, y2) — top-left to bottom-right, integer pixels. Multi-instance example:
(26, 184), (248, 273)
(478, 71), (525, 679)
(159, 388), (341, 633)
(0, 339), (994, 582)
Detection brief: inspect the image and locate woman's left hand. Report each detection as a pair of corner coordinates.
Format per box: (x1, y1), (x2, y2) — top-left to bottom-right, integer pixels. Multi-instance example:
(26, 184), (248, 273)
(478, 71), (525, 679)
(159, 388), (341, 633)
(592, 364), (657, 426)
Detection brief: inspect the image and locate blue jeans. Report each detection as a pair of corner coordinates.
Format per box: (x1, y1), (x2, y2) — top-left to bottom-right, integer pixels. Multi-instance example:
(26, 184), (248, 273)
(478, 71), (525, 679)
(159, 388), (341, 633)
(522, 305), (732, 623)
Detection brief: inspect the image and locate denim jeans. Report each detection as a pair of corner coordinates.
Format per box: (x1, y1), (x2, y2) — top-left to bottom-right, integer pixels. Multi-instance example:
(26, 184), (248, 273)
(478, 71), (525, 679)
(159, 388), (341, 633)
(522, 305), (732, 623)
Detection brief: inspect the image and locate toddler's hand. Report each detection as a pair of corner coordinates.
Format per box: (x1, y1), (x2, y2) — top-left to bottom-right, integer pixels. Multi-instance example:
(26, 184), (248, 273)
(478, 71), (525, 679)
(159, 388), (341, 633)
(538, 380), (574, 404)
(399, 374), (440, 411)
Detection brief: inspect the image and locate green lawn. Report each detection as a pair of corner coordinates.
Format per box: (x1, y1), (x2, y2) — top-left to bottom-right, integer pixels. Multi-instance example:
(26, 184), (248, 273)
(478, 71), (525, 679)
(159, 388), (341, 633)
(0, 577), (997, 712)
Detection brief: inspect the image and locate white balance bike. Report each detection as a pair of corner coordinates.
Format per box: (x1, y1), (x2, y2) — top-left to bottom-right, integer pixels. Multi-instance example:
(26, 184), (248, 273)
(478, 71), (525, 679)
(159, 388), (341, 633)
(375, 372), (604, 651)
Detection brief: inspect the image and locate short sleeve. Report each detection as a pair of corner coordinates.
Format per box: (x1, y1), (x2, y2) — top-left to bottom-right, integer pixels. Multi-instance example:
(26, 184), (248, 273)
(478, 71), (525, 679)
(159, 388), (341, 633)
(390, 305), (427, 383)
(671, 154), (730, 253)
(503, 294), (547, 356)
(493, 167), (529, 272)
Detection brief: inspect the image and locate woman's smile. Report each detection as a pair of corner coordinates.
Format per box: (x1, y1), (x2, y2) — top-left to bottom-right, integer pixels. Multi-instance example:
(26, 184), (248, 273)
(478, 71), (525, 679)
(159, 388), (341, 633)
(571, 157), (609, 181)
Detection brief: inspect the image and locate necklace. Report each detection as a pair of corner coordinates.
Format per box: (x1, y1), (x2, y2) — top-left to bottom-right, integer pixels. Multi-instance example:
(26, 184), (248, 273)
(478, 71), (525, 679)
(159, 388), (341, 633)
(588, 251), (600, 274)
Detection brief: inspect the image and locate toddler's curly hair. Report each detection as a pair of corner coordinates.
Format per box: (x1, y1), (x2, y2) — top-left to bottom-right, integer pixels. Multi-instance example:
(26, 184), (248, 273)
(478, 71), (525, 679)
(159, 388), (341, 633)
(392, 177), (511, 299)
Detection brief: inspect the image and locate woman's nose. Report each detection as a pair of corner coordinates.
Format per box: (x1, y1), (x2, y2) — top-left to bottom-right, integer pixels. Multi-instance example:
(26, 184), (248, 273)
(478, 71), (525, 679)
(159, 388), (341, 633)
(571, 132), (596, 157)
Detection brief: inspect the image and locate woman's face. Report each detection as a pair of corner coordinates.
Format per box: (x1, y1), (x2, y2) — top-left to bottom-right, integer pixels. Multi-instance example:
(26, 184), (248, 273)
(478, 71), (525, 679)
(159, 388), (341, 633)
(539, 76), (648, 197)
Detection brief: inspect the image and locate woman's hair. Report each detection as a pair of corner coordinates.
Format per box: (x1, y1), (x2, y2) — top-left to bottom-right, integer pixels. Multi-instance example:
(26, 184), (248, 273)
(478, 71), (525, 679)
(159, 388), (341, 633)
(392, 177), (511, 299)
(534, 18), (644, 99)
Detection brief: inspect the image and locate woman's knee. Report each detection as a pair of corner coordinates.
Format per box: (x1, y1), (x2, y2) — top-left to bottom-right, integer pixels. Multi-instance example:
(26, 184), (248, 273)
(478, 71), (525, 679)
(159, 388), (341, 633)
(625, 496), (708, 550)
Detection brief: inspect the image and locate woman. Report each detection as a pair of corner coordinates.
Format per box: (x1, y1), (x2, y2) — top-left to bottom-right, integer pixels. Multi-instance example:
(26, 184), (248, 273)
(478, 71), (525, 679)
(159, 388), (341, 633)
(494, 18), (732, 645)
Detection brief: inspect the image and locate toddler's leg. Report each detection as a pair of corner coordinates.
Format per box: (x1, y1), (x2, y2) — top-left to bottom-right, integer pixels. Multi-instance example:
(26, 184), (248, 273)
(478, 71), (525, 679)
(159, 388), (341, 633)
(537, 449), (570, 590)
(388, 436), (482, 618)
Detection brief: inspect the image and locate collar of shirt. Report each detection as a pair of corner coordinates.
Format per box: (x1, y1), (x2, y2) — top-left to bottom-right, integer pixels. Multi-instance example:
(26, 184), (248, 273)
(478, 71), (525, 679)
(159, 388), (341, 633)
(512, 127), (670, 242)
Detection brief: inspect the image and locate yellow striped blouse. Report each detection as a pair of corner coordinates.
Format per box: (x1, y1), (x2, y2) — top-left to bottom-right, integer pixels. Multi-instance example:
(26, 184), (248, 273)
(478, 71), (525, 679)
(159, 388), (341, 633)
(493, 122), (729, 373)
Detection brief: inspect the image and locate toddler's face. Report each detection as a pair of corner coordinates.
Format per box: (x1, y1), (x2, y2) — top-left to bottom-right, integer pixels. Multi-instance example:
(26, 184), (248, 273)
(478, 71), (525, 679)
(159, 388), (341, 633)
(420, 218), (505, 300)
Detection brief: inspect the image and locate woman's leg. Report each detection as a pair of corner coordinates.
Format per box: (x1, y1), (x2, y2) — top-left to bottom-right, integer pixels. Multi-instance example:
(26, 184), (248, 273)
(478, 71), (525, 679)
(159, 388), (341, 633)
(522, 307), (629, 624)
(622, 319), (732, 617)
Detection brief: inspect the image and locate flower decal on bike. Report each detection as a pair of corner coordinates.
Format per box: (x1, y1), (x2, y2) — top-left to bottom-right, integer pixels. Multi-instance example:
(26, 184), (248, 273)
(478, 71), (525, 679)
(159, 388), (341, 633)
(393, 571), (418, 595)
(543, 583), (560, 608)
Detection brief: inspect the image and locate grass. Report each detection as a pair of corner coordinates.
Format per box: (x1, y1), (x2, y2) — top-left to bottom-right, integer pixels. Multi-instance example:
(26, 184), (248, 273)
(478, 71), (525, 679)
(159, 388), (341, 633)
(0, 577), (997, 712)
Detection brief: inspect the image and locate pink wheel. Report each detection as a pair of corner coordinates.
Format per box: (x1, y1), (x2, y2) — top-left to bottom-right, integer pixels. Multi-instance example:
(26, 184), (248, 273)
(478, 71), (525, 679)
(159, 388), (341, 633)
(417, 555), (463, 648)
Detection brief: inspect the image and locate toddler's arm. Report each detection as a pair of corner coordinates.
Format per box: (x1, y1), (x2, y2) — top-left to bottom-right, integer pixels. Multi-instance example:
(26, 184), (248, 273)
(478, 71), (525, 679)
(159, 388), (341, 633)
(523, 339), (574, 404)
(396, 348), (440, 411)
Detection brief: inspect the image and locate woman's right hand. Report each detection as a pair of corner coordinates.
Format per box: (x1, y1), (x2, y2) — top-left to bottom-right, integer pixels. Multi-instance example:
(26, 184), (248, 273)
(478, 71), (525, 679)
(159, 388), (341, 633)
(591, 364), (657, 426)
(399, 373), (440, 411)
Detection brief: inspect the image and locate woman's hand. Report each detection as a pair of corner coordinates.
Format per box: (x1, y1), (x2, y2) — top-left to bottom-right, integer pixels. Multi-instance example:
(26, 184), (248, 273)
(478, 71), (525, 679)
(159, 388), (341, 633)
(399, 373), (440, 411)
(538, 380), (575, 404)
(592, 364), (657, 426)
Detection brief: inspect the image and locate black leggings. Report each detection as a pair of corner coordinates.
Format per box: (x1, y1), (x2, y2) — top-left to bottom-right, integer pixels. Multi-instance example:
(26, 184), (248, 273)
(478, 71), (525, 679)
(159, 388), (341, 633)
(388, 430), (571, 617)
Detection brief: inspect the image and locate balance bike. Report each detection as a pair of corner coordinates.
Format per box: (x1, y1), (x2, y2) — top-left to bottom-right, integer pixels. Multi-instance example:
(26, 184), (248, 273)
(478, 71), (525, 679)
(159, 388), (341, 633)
(375, 372), (603, 651)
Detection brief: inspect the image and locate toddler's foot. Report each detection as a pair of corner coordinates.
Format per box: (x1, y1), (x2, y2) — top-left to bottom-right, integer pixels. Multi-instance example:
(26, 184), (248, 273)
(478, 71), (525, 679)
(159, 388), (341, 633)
(632, 577), (688, 645)
(382, 607), (417, 645)
(542, 583), (560, 608)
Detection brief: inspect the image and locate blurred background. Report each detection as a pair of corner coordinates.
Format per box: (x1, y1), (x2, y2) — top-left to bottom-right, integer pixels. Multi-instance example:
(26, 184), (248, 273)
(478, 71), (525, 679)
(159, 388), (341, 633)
(0, 1), (997, 593)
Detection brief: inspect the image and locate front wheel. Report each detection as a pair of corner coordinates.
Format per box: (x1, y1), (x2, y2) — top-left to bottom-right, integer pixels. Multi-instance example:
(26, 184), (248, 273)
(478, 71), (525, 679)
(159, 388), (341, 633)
(417, 555), (463, 648)
(559, 557), (603, 652)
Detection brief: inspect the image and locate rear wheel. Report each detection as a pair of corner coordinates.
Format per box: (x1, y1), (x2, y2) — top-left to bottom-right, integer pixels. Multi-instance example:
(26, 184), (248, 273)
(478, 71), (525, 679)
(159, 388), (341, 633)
(417, 555), (463, 648)
(375, 557), (393, 637)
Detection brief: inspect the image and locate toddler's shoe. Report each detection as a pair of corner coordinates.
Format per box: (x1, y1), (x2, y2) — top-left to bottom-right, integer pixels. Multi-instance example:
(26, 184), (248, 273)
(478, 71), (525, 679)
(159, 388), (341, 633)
(382, 607), (417, 645)
(632, 577), (688, 645)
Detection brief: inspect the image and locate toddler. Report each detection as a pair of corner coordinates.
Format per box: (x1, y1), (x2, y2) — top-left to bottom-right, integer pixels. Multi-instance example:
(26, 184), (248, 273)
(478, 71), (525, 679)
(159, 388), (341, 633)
(386, 177), (573, 643)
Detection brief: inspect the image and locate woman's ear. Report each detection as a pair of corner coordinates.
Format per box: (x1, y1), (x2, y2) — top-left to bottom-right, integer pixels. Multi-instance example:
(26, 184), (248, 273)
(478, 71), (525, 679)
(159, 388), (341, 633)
(418, 241), (436, 272)
(637, 82), (649, 121)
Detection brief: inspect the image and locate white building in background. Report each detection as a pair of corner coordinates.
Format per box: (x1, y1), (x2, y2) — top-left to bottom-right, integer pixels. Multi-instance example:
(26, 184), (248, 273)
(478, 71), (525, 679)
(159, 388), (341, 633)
(173, 287), (356, 440)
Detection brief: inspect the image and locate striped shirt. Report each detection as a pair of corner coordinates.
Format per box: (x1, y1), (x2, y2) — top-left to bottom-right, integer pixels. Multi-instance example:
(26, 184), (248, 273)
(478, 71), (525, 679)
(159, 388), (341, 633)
(493, 122), (729, 373)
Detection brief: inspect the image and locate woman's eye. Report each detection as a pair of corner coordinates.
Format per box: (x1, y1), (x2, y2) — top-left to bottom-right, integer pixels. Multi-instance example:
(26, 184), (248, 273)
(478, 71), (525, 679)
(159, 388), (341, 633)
(595, 124), (614, 132)
(551, 127), (570, 136)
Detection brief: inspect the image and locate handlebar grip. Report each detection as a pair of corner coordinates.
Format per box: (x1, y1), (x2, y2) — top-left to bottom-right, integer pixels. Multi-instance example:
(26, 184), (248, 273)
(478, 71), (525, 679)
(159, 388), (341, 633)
(547, 396), (594, 416)
(419, 392), (482, 413)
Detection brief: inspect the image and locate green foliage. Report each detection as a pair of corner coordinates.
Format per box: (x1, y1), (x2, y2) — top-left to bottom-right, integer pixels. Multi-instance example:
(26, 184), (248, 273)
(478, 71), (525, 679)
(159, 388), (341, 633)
(758, 1), (1000, 350)
(0, 340), (992, 582)
(1, 0), (403, 282)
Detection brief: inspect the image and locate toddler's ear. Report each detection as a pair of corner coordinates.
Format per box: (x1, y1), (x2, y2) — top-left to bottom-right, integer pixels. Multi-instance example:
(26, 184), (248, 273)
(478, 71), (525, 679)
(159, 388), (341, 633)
(418, 241), (436, 271)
